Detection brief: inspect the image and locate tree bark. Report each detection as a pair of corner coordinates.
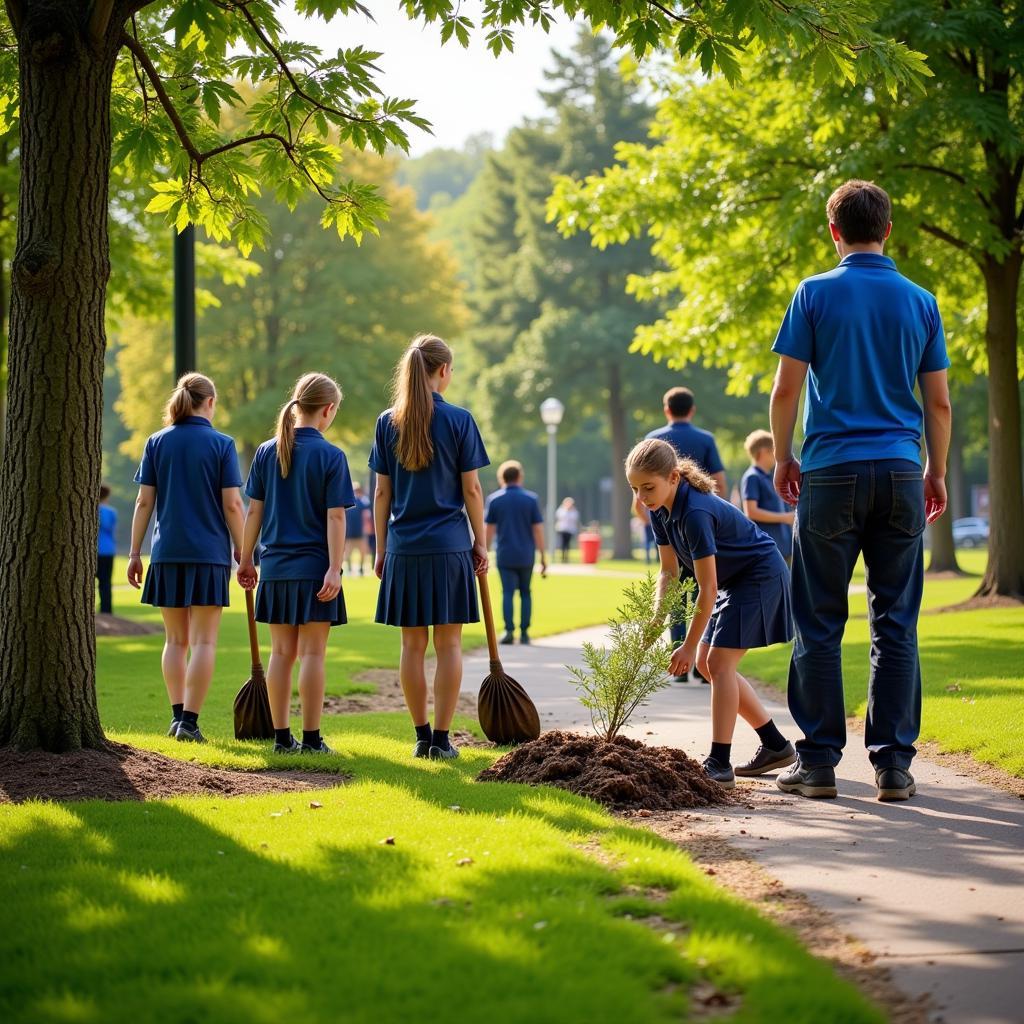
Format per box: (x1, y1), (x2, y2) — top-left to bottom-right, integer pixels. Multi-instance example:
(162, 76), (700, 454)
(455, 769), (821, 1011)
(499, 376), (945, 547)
(947, 415), (965, 521)
(607, 361), (633, 560)
(976, 254), (1024, 598)
(0, 5), (122, 750)
(927, 511), (961, 574)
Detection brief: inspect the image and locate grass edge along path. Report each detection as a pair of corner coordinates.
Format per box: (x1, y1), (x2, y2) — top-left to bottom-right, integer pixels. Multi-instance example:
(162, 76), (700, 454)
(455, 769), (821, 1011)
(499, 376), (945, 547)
(1, 713), (882, 1024)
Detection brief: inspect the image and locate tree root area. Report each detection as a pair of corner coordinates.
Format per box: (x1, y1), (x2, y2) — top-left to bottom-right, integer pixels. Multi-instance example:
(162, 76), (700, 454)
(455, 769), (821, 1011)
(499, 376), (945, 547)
(0, 742), (346, 804)
(477, 730), (732, 811)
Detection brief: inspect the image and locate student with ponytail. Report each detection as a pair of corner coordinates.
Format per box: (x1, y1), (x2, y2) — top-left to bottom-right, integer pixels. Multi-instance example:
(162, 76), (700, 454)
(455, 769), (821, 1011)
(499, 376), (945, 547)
(626, 438), (796, 790)
(237, 373), (355, 754)
(128, 373), (245, 742)
(370, 335), (489, 761)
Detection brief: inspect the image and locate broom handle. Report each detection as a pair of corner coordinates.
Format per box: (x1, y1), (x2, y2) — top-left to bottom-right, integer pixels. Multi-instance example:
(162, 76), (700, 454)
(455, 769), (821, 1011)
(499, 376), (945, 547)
(245, 588), (263, 671)
(477, 572), (501, 668)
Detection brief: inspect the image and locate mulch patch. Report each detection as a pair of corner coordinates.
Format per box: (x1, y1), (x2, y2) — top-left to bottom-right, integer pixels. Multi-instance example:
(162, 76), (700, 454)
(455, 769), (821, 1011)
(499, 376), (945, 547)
(0, 742), (347, 804)
(477, 730), (732, 811)
(926, 593), (1023, 613)
(95, 614), (163, 637)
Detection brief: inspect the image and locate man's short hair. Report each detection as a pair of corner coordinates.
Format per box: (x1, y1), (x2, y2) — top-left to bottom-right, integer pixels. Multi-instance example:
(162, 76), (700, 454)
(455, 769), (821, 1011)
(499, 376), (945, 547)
(99, 484), (111, 501)
(744, 430), (774, 460)
(826, 180), (891, 244)
(663, 387), (694, 418)
(499, 460), (523, 484)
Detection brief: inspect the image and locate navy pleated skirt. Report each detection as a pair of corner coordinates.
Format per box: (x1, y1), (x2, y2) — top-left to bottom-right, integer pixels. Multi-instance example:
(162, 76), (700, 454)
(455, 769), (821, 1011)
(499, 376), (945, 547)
(255, 579), (346, 627)
(701, 571), (793, 650)
(375, 551), (479, 628)
(142, 562), (231, 608)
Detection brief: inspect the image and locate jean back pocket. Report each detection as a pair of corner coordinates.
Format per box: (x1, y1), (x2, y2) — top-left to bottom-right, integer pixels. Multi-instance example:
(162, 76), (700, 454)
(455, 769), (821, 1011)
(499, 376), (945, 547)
(889, 471), (925, 537)
(805, 474), (857, 539)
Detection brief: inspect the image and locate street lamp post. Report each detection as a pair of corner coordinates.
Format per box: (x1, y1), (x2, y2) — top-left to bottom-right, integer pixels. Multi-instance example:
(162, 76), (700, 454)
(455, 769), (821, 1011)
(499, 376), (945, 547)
(539, 397), (565, 557)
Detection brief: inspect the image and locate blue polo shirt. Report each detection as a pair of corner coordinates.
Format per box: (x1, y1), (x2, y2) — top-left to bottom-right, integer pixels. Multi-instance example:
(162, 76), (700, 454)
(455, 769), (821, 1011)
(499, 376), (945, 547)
(368, 393), (489, 555)
(772, 252), (950, 472)
(134, 417), (242, 565)
(98, 505), (117, 557)
(245, 429), (355, 581)
(650, 482), (783, 589)
(345, 496), (368, 538)
(741, 465), (792, 557)
(485, 485), (543, 568)
(646, 422), (724, 475)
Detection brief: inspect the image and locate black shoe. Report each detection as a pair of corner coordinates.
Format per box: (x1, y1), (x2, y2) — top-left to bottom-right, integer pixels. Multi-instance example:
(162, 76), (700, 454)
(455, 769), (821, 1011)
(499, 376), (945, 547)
(429, 743), (460, 761)
(520, 633), (531, 645)
(301, 738), (334, 755)
(413, 740), (431, 759)
(701, 756), (735, 790)
(175, 720), (206, 744)
(735, 741), (797, 777)
(274, 735), (300, 754)
(875, 767), (916, 802)
(777, 760), (837, 798)
(668, 674), (688, 684)
(499, 633), (515, 645)
(168, 719), (182, 738)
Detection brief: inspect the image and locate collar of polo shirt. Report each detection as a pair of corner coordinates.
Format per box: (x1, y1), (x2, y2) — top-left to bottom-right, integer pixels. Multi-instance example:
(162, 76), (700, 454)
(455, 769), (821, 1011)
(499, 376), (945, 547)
(668, 481), (691, 521)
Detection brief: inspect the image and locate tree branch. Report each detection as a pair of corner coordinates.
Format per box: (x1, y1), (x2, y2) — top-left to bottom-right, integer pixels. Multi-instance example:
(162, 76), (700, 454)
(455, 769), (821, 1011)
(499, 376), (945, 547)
(89, 0), (116, 46)
(895, 162), (967, 187)
(920, 222), (971, 252)
(4, 0), (22, 38)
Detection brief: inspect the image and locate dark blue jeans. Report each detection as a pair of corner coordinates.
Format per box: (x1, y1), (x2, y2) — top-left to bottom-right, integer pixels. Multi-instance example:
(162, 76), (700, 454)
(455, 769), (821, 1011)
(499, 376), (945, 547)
(498, 565), (533, 635)
(789, 460), (925, 771)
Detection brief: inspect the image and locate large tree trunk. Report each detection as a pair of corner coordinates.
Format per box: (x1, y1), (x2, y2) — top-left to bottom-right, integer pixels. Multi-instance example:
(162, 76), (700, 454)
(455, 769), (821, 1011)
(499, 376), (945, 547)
(0, 5), (121, 750)
(947, 416), (965, 521)
(976, 255), (1024, 599)
(927, 512), (961, 574)
(607, 362), (633, 560)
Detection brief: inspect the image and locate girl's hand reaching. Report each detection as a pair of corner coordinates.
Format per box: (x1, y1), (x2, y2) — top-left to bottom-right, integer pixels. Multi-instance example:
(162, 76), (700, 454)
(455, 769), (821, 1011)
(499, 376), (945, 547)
(471, 541), (489, 577)
(126, 554), (144, 589)
(318, 568), (342, 602)
(237, 558), (258, 591)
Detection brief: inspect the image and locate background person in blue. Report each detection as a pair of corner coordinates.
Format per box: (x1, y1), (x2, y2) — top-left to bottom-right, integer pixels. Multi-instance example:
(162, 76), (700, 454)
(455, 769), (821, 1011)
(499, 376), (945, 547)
(370, 334), (489, 762)
(127, 373), (245, 743)
(485, 460), (547, 645)
(770, 179), (952, 802)
(627, 439), (795, 790)
(96, 484), (117, 615)
(237, 372), (354, 756)
(344, 482), (371, 576)
(740, 430), (794, 562)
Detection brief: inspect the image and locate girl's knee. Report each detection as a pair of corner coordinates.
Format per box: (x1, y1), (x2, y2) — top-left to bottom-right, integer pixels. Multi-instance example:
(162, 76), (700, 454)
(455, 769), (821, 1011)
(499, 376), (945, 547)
(401, 630), (429, 656)
(696, 648), (712, 680)
(705, 648), (739, 680)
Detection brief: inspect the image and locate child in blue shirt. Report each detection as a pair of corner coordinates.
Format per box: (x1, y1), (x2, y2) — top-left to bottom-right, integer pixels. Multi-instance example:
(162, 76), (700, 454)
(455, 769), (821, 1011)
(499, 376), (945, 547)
(128, 373), (246, 742)
(97, 484), (117, 614)
(626, 438), (796, 789)
(370, 335), (489, 761)
(740, 430), (794, 561)
(237, 372), (355, 755)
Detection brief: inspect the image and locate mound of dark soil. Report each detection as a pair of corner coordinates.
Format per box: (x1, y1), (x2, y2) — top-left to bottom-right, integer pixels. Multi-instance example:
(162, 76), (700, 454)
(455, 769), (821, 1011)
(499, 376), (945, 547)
(0, 742), (347, 804)
(95, 614), (163, 637)
(477, 730), (731, 811)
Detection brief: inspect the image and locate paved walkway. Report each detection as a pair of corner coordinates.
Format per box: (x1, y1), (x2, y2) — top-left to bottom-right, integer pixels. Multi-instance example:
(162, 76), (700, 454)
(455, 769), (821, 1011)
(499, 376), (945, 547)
(462, 626), (1024, 1024)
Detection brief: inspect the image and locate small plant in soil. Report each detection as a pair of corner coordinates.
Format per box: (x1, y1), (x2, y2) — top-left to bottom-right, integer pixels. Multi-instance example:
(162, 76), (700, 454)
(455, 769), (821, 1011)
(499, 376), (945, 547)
(568, 573), (693, 742)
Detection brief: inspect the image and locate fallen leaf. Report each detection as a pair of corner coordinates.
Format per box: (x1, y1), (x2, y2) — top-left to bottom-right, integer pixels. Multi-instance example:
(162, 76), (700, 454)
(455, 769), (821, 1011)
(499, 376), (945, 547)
(380, 837), (396, 846)
(533, 920), (547, 930)
(456, 857), (474, 867)
(309, 801), (323, 809)
(448, 805), (463, 813)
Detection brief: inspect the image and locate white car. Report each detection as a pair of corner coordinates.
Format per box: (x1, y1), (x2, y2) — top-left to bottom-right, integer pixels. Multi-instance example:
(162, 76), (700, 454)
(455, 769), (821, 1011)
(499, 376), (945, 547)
(952, 517), (989, 548)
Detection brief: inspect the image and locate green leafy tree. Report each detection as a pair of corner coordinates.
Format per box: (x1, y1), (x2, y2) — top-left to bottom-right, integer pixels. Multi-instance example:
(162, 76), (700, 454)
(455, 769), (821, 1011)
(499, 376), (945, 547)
(552, 3), (1024, 597)
(0, 0), (930, 750)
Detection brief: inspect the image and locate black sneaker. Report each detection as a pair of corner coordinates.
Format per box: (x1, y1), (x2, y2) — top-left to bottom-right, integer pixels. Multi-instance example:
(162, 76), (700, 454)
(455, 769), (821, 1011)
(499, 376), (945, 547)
(499, 633), (515, 645)
(777, 760), (837, 798)
(668, 674), (688, 684)
(301, 738), (334, 755)
(167, 719), (182, 738)
(429, 743), (460, 761)
(175, 720), (206, 744)
(735, 741), (797, 777)
(274, 735), (300, 754)
(701, 756), (735, 790)
(520, 633), (531, 645)
(875, 767), (916, 802)
(413, 740), (431, 759)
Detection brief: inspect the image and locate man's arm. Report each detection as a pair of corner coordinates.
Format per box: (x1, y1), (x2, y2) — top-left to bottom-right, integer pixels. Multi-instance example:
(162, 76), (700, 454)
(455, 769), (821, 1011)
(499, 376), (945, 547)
(920, 369), (952, 523)
(712, 470), (727, 497)
(743, 499), (795, 524)
(532, 523), (547, 574)
(770, 354), (809, 504)
(486, 523), (497, 550)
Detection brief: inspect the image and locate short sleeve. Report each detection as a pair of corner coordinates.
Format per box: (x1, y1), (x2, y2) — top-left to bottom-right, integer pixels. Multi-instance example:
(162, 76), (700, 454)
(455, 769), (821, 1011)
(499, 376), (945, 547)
(484, 494), (499, 524)
(772, 282), (814, 364)
(244, 447), (267, 502)
(326, 449), (356, 509)
(458, 414), (490, 473)
(134, 438), (157, 486)
(220, 440), (243, 489)
(704, 437), (725, 475)
(741, 471), (760, 502)
(531, 498), (544, 524)
(682, 510), (717, 561)
(919, 299), (951, 374)
(368, 413), (391, 476)
(650, 511), (670, 546)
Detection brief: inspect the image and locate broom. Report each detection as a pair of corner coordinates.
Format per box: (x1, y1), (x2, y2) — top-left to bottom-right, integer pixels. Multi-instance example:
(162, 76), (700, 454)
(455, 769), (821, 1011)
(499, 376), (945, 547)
(476, 572), (541, 745)
(233, 588), (275, 740)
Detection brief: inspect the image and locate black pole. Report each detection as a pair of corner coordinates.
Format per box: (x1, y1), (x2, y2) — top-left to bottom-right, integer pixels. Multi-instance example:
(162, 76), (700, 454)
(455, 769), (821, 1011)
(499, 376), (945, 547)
(173, 225), (196, 378)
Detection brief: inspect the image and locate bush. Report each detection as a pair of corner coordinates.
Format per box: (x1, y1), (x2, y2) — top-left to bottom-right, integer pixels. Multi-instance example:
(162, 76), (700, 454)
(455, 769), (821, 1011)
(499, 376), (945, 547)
(567, 574), (694, 742)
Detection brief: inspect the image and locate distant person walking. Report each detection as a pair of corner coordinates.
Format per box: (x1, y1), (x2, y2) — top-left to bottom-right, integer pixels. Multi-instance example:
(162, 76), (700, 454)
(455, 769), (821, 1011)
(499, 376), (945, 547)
(770, 180), (951, 802)
(554, 497), (579, 562)
(97, 484), (117, 615)
(740, 430), (794, 562)
(485, 460), (547, 645)
(345, 482), (371, 576)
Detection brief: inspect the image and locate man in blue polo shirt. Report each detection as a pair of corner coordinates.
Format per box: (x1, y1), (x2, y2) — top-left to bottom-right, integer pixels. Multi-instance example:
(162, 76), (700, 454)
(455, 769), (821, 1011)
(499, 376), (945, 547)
(770, 179), (952, 802)
(485, 461), (547, 644)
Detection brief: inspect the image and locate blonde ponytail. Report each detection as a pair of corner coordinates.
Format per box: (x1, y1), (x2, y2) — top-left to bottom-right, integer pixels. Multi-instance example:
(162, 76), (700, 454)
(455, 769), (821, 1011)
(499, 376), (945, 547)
(390, 334), (451, 471)
(275, 372), (342, 478)
(163, 373), (216, 426)
(625, 439), (716, 494)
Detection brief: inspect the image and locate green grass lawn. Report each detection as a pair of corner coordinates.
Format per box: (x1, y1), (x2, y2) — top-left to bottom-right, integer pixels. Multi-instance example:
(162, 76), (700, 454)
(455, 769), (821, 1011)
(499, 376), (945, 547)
(744, 551), (1024, 777)
(0, 712), (881, 1024)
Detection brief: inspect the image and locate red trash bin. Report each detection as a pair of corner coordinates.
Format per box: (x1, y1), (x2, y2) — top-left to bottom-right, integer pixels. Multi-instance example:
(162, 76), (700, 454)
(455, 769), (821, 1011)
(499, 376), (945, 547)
(578, 532), (601, 565)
